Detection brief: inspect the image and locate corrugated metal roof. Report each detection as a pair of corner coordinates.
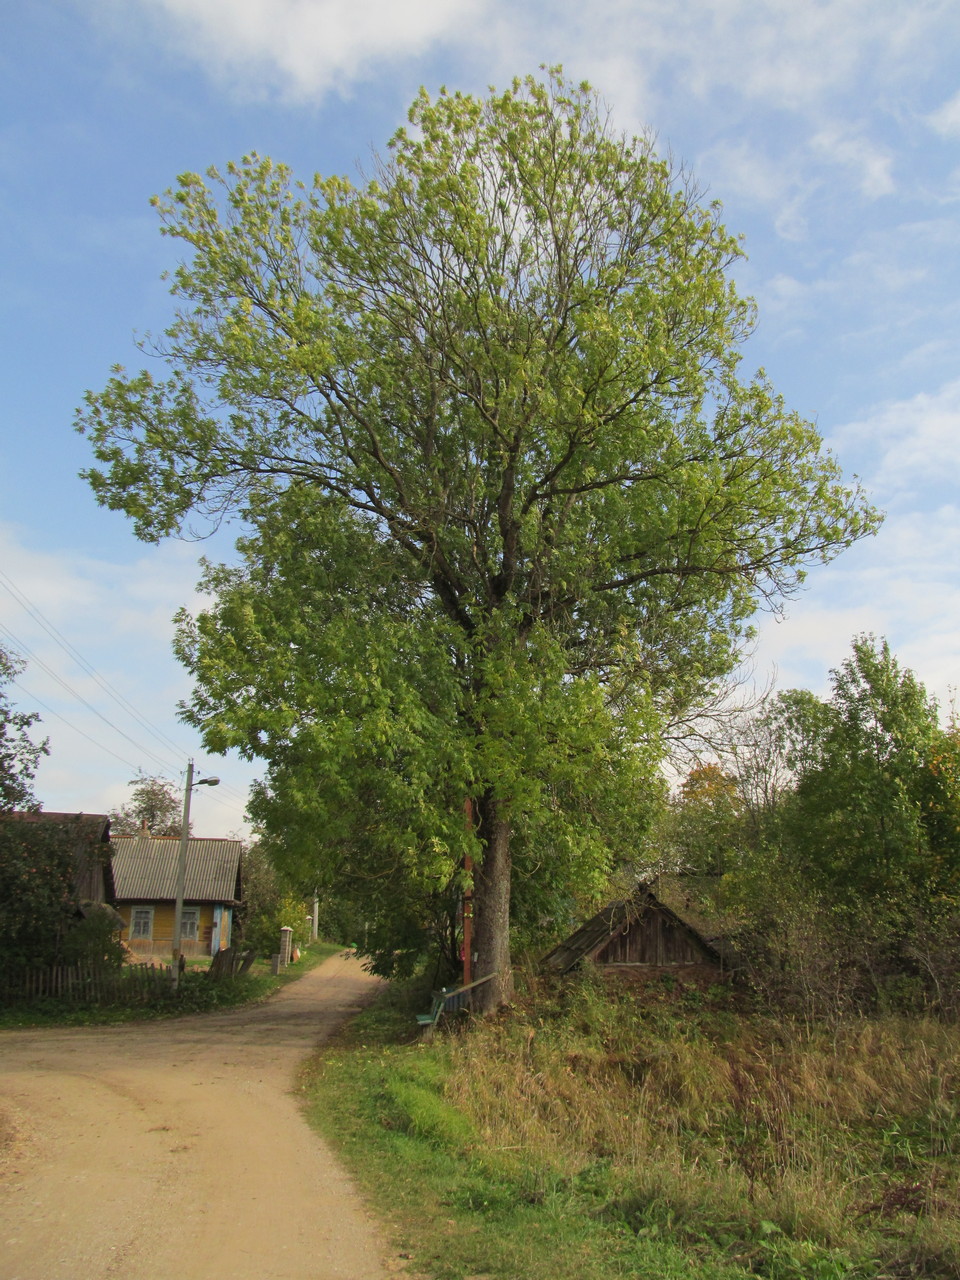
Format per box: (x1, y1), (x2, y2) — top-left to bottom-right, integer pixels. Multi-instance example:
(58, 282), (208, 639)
(111, 836), (242, 904)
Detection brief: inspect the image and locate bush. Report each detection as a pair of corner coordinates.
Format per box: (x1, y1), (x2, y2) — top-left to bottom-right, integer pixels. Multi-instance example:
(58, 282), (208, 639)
(59, 909), (126, 968)
(0, 817), (77, 968)
(241, 889), (312, 957)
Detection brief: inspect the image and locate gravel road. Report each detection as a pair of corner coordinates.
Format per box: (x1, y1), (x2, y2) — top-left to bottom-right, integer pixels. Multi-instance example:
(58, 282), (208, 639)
(0, 951), (395, 1280)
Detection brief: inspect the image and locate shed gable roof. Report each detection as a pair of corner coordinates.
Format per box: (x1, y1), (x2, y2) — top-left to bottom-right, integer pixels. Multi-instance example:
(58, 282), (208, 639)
(543, 883), (724, 974)
(111, 836), (242, 903)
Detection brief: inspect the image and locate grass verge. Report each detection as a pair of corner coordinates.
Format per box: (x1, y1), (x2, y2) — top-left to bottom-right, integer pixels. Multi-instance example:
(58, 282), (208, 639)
(302, 969), (960, 1280)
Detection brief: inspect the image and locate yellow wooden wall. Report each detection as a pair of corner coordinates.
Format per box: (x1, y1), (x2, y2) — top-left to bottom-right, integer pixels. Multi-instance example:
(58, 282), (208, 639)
(117, 903), (219, 956)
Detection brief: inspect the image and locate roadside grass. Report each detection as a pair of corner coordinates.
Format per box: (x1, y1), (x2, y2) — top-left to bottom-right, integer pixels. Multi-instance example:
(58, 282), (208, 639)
(303, 968), (960, 1280)
(0, 940), (343, 1027)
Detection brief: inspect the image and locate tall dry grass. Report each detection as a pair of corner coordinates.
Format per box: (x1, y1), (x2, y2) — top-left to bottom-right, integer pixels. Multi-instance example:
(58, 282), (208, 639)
(439, 971), (960, 1273)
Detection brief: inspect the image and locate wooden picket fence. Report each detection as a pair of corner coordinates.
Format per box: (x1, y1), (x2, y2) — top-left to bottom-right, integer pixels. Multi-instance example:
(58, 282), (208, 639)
(0, 960), (175, 1007)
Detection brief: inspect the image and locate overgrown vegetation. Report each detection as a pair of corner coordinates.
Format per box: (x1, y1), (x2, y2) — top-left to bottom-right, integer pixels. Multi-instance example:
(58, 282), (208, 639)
(0, 643), (47, 814)
(306, 971), (960, 1280)
(237, 843), (317, 956)
(654, 636), (960, 1022)
(0, 816), (86, 969)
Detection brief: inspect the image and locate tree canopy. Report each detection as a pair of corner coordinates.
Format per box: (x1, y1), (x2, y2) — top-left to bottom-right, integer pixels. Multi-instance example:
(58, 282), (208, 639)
(781, 636), (960, 901)
(661, 762), (744, 878)
(109, 772), (183, 837)
(78, 73), (879, 1006)
(0, 644), (48, 814)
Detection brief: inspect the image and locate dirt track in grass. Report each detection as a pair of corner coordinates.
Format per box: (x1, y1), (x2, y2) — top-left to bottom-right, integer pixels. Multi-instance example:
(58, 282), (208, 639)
(0, 951), (399, 1280)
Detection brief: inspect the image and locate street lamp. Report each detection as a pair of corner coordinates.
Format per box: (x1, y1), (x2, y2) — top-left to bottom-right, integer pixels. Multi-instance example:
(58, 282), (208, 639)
(172, 760), (220, 986)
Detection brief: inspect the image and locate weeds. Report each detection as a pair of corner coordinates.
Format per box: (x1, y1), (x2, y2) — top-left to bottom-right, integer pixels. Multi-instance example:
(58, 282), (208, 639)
(306, 970), (960, 1278)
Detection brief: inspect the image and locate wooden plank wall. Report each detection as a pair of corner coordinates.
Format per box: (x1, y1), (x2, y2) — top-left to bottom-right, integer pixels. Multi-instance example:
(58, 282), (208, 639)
(116, 903), (217, 955)
(595, 908), (710, 966)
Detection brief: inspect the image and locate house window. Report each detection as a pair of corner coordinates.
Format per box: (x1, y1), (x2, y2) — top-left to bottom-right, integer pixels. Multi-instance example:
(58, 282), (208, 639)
(181, 908), (200, 941)
(131, 907), (153, 939)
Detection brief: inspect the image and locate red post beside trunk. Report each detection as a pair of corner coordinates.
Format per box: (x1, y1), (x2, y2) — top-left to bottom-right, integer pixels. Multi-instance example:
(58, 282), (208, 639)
(462, 797), (473, 987)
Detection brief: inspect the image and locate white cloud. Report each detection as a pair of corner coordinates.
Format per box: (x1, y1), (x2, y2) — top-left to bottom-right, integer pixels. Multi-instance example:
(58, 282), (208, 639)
(831, 379), (960, 502)
(561, 0), (892, 114)
(127, 0), (487, 100)
(772, 199), (811, 243)
(753, 503), (960, 711)
(927, 88), (960, 138)
(747, 271), (839, 338)
(696, 139), (816, 240)
(95, 0), (955, 122)
(751, 379), (960, 713)
(840, 251), (926, 294)
(811, 126), (895, 198)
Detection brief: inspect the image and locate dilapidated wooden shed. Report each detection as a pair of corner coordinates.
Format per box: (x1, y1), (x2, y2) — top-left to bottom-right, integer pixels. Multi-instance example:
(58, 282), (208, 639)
(543, 882), (733, 976)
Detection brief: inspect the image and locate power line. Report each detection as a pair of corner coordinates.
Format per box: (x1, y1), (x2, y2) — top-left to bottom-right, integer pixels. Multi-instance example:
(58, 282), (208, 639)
(13, 679), (249, 823)
(0, 567), (191, 763)
(0, 621), (182, 776)
(0, 571), (252, 813)
(11, 679), (147, 774)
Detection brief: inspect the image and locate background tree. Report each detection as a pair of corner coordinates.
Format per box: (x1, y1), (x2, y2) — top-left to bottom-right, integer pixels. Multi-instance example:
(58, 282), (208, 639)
(674, 638), (960, 1016)
(236, 843), (313, 957)
(661, 763), (743, 877)
(782, 636), (956, 903)
(0, 653), (126, 970)
(109, 772), (183, 836)
(919, 713), (960, 883)
(78, 74), (878, 1007)
(0, 644), (48, 813)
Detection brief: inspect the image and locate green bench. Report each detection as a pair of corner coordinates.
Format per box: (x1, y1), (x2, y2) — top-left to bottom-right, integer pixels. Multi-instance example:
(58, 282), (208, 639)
(415, 993), (446, 1031)
(416, 972), (497, 1035)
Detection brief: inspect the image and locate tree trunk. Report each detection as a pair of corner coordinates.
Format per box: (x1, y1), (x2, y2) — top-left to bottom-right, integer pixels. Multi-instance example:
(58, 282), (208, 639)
(471, 793), (515, 1012)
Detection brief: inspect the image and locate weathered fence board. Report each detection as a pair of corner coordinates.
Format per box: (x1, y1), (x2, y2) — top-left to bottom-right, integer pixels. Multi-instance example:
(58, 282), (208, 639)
(208, 946), (256, 981)
(0, 961), (175, 1007)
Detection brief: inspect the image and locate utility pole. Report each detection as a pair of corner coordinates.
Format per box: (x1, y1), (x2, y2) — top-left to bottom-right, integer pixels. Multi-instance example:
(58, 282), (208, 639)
(172, 760), (219, 988)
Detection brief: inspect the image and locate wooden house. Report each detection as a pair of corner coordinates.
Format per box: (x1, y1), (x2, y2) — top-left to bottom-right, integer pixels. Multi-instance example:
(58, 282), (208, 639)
(110, 836), (242, 956)
(543, 882), (735, 978)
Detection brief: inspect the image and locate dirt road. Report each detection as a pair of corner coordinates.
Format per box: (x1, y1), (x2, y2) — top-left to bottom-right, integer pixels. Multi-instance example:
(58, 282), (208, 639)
(0, 951), (395, 1280)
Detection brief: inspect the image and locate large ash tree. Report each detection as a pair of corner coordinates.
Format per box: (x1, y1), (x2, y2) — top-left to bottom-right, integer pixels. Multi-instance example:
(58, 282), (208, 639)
(78, 75), (877, 1008)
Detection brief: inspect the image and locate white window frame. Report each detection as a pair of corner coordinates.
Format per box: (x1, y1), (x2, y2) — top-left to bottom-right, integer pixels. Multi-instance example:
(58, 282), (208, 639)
(131, 906), (154, 939)
(181, 907), (200, 941)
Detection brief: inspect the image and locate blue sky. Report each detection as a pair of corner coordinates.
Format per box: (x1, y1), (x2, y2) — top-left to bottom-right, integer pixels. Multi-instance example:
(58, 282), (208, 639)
(1, 0), (958, 836)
